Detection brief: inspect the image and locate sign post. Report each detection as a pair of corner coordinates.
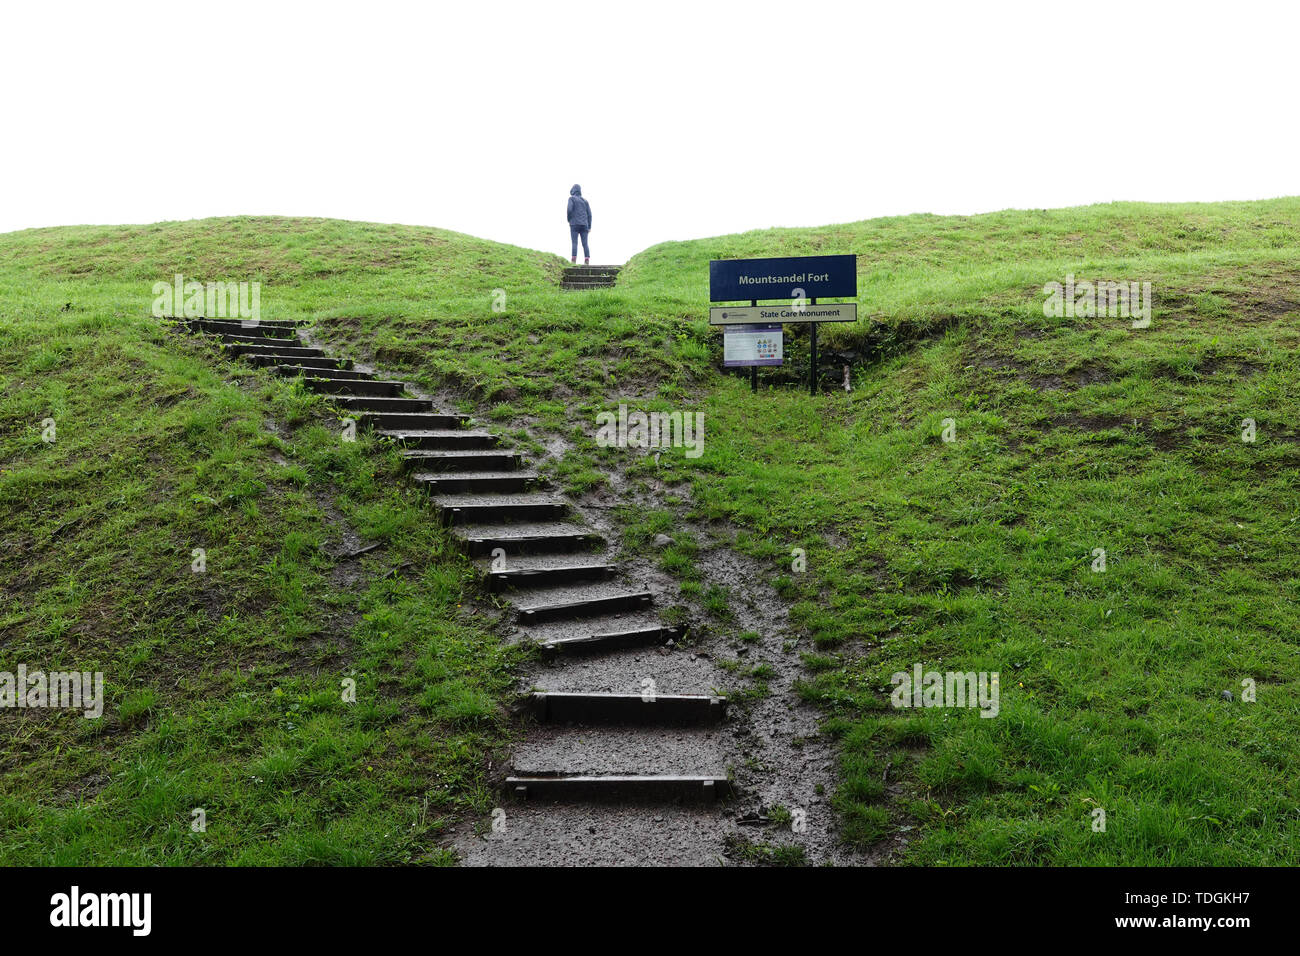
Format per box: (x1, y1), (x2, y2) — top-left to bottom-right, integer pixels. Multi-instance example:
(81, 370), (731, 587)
(810, 314), (817, 396)
(709, 255), (857, 395)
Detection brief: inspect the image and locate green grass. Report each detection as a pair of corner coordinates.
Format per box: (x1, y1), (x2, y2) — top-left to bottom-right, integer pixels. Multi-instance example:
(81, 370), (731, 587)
(723, 833), (807, 866)
(3, 199), (1300, 865)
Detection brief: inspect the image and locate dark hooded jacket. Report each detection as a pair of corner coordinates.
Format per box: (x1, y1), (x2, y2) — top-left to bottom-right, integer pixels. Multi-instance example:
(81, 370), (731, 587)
(566, 184), (592, 228)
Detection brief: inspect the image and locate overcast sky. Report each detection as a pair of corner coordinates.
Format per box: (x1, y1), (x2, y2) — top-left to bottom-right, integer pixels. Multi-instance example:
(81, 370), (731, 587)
(3, 1), (1296, 263)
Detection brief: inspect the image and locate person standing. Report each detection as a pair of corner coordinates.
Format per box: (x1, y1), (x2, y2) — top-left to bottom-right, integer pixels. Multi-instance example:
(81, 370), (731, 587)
(567, 184), (592, 264)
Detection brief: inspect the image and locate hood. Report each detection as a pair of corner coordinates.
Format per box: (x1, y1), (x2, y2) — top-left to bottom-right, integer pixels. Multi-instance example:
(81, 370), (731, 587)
(570, 184), (582, 196)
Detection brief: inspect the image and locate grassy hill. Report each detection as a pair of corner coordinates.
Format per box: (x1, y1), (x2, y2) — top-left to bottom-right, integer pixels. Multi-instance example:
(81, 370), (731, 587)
(0, 219), (547, 863)
(3, 200), (1299, 864)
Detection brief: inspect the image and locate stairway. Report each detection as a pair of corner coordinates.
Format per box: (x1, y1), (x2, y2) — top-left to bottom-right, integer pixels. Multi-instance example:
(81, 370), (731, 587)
(175, 316), (733, 811)
(561, 264), (621, 291)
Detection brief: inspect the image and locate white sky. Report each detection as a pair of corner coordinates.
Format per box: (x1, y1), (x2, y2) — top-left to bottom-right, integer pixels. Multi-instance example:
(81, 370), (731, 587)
(3, 0), (1296, 264)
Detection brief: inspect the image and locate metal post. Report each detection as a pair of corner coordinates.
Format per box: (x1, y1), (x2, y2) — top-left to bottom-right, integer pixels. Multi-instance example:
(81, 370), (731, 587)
(809, 298), (818, 396)
(750, 300), (758, 393)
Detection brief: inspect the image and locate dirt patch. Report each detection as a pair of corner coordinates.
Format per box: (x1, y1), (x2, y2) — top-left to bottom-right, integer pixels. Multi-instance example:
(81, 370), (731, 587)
(1219, 290), (1300, 319)
(313, 482), (377, 593)
(57, 769), (111, 806)
(1031, 360), (1114, 391)
(1160, 269), (1300, 325)
(967, 344), (1116, 393)
(1192, 357), (1265, 379)
(1031, 413), (1193, 452)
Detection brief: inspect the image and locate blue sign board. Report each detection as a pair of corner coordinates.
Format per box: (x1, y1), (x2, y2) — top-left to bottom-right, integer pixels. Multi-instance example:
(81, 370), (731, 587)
(709, 254), (857, 303)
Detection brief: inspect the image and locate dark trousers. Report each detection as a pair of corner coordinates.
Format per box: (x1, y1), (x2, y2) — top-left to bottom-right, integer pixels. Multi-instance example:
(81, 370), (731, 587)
(570, 225), (590, 258)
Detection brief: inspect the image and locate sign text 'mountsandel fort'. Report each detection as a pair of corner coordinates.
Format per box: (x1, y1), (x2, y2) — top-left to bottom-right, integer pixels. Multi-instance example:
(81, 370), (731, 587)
(709, 254), (857, 302)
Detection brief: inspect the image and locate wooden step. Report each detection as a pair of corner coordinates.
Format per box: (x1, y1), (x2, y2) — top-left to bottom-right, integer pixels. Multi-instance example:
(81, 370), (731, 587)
(359, 412), (470, 430)
(538, 625), (681, 654)
(329, 396), (435, 413)
(177, 316), (299, 327)
(226, 343), (326, 359)
(219, 333), (307, 348)
(304, 377), (404, 397)
(273, 365), (374, 381)
(412, 471), (541, 494)
(505, 774), (731, 802)
(456, 529), (601, 557)
(436, 497), (568, 526)
(517, 590), (652, 623)
(248, 354), (353, 371)
(401, 450), (521, 472)
(187, 318), (299, 337)
(526, 691), (726, 725)
(378, 429), (500, 450)
(486, 563), (616, 592)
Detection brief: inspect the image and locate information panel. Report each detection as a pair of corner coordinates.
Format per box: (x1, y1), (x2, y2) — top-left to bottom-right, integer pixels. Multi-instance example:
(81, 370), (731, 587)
(722, 323), (783, 367)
